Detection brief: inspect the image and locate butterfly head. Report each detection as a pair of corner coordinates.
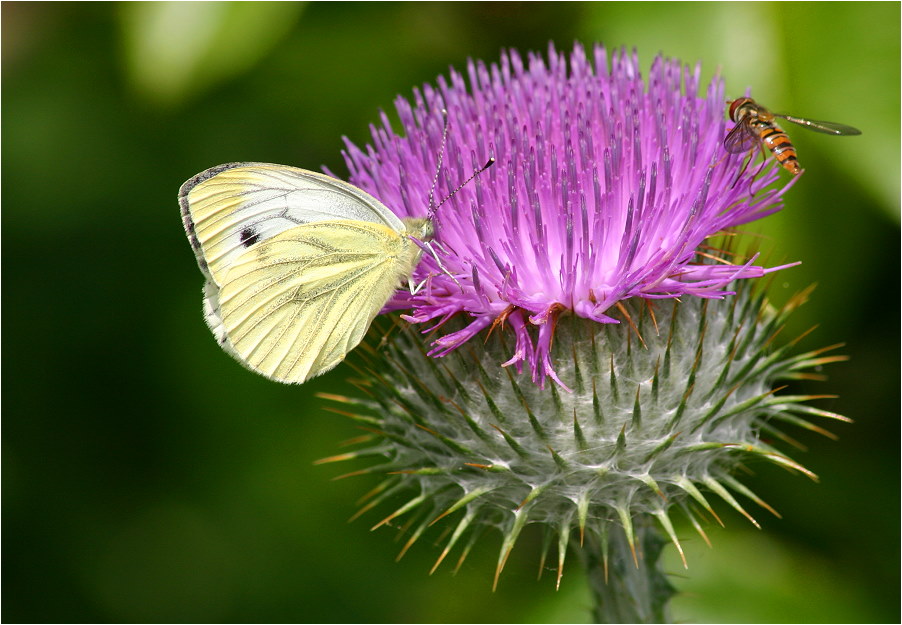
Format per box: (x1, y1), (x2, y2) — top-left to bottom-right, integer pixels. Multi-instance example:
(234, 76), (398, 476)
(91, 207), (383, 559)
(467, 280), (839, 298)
(402, 217), (434, 242)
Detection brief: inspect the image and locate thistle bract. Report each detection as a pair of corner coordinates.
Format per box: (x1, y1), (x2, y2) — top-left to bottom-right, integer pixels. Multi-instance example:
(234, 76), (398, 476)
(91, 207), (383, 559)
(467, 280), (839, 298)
(321, 284), (847, 596)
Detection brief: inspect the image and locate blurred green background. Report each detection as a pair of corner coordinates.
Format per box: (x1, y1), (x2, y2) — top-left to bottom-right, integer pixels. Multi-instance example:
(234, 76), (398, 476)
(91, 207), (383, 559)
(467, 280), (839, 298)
(3, 2), (898, 622)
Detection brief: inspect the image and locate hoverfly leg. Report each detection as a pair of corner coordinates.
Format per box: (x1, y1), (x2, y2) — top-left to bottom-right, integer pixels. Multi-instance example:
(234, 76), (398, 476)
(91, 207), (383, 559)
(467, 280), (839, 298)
(746, 142), (771, 196)
(712, 150), (731, 170)
(747, 159), (768, 197)
(730, 148), (755, 190)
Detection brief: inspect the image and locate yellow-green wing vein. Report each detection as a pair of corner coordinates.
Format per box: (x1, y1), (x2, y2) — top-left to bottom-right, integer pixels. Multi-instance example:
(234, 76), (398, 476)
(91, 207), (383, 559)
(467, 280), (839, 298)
(213, 219), (417, 383)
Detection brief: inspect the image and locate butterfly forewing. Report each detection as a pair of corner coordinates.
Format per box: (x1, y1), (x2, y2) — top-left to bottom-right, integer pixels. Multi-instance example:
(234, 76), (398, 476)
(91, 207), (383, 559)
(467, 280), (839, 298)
(209, 219), (419, 383)
(180, 163), (406, 286)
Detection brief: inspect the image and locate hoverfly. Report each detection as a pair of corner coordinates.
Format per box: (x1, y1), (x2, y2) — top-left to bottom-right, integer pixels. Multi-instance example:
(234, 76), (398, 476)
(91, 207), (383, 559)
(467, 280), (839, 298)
(724, 97), (861, 175)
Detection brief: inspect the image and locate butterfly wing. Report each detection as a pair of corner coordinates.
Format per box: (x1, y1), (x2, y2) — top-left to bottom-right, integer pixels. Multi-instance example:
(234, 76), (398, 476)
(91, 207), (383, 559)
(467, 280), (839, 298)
(206, 219), (420, 384)
(179, 162), (406, 287)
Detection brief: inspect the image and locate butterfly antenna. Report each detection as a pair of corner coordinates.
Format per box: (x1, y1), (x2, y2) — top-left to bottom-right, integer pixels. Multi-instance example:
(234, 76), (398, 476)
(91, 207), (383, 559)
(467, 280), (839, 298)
(419, 154), (494, 295)
(427, 109), (450, 216)
(432, 157), (496, 214)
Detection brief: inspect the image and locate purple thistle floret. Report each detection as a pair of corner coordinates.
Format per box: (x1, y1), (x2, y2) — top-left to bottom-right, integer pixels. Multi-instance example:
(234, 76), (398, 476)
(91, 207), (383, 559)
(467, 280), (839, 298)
(341, 43), (796, 386)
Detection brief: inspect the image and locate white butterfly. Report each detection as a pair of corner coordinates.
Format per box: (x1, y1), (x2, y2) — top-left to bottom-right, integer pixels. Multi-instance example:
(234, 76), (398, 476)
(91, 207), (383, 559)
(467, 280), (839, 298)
(179, 162), (432, 384)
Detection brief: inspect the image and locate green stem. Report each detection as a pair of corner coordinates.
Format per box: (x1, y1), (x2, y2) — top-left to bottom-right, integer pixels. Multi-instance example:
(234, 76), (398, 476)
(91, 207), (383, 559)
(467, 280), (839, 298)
(580, 520), (675, 623)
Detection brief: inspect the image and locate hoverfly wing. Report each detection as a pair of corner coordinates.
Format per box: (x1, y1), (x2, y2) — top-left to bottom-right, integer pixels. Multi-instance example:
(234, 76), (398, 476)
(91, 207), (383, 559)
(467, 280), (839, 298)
(777, 114), (861, 136)
(723, 120), (759, 154)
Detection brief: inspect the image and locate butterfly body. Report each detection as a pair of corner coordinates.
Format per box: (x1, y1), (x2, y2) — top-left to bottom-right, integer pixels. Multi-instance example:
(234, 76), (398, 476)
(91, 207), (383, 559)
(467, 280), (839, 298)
(180, 163), (431, 384)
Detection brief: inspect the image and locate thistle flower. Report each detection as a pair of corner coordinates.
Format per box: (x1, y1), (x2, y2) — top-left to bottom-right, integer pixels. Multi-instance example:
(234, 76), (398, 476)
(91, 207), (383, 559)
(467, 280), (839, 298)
(320, 44), (848, 623)
(342, 43), (795, 387)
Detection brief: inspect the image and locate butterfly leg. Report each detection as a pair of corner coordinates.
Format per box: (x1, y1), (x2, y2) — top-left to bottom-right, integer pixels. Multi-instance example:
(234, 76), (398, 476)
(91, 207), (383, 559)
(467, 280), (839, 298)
(429, 241), (465, 290)
(410, 241), (463, 294)
(408, 273), (431, 296)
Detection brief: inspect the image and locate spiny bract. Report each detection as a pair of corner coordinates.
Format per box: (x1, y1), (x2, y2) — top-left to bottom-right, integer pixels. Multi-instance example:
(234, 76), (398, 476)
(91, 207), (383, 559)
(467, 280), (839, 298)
(319, 281), (848, 588)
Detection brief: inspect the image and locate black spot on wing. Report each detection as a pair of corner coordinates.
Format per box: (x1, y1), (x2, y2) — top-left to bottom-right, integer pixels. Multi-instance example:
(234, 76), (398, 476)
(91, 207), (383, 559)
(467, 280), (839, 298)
(240, 226), (260, 247)
(179, 163), (251, 259)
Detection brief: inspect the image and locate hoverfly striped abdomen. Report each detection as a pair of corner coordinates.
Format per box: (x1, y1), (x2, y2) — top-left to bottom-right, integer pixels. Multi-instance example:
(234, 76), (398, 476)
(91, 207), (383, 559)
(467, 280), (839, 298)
(757, 123), (800, 175)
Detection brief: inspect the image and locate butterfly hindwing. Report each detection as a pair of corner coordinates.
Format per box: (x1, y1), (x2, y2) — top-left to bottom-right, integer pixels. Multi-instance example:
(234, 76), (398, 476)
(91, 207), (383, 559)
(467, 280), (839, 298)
(206, 219), (419, 383)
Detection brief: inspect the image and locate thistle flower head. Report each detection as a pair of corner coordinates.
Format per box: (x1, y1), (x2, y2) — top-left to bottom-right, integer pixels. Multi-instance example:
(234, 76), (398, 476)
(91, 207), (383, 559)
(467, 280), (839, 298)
(342, 43), (795, 386)
(322, 44), (846, 607)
